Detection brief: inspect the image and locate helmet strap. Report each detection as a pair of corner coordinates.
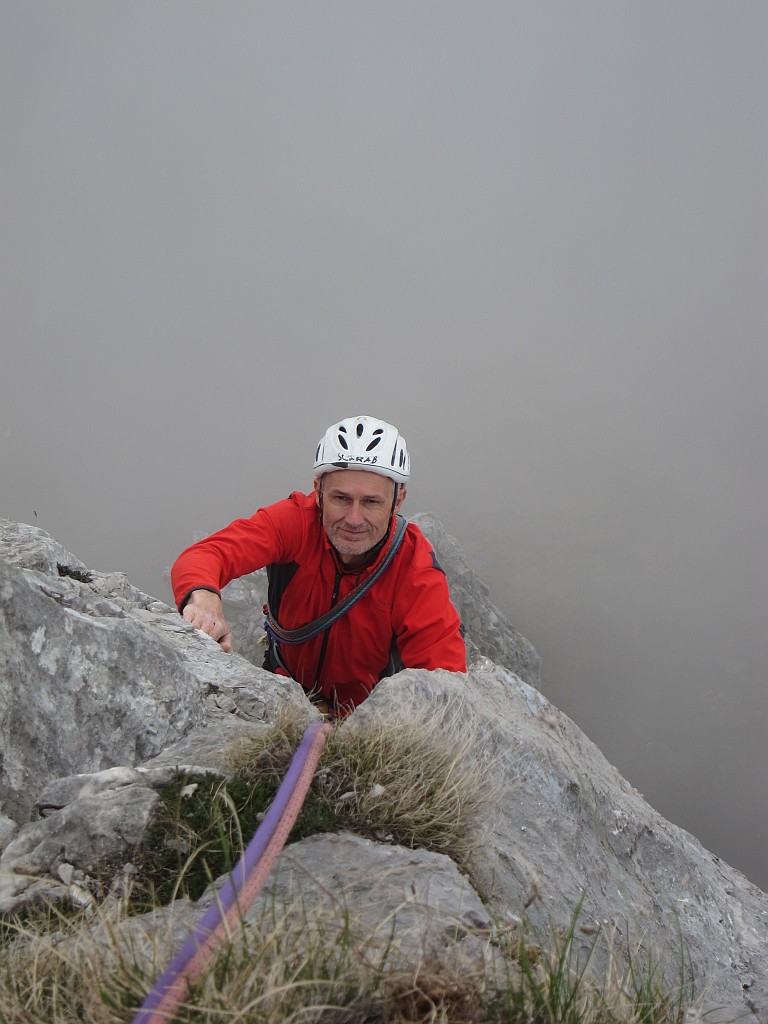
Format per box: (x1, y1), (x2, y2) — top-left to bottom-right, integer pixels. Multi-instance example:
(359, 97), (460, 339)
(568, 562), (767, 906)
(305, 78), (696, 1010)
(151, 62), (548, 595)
(316, 477), (325, 516)
(389, 481), (400, 521)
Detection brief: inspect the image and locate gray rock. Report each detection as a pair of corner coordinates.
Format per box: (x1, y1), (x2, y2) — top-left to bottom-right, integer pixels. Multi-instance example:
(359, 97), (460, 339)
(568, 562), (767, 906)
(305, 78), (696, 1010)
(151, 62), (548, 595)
(353, 667), (768, 1018)
(2, 785), (158, 879)
(0, 520), (88, 577)
(0, 558), (206, 821)
(0, 519), (311, 823)
(0, 816), (18, 852)
(238, 832), (498, 975)
(410, 513), (541, 687)
(45, 834), (500, 1006)
(220, 568), (270, 667)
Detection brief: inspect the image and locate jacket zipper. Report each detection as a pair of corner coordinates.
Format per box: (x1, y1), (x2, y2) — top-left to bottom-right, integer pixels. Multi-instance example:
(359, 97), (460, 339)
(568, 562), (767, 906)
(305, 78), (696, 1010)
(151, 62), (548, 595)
(313, 568), (342, 688)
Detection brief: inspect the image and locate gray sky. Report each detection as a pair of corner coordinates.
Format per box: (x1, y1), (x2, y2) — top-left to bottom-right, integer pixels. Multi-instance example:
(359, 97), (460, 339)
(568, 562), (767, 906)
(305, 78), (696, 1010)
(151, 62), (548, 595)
(2, 2), (767, 888)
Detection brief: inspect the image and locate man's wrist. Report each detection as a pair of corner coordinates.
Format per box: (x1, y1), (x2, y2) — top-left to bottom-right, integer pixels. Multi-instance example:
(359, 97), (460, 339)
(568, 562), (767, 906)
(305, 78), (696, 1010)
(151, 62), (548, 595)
(178, 586), (221, 614)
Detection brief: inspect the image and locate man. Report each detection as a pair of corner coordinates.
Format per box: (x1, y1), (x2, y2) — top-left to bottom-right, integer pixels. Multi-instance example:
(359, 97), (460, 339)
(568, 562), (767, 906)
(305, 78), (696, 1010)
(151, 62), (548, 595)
(171, 415), (466, 715)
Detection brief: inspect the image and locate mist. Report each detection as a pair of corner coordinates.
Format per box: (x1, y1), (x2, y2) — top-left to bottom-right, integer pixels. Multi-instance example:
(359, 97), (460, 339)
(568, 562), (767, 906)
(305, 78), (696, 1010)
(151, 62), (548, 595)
(2, 3), (766, 888)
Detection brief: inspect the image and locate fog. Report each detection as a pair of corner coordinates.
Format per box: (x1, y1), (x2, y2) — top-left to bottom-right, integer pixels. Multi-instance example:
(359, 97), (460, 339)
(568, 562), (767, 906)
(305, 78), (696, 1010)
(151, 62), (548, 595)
(2, 3), (766, 888)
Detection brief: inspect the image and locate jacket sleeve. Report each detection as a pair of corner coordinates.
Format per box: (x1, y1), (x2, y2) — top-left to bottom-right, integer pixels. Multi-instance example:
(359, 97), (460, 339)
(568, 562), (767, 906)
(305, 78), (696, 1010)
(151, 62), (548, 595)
(170, 497), (303, 612)
(393, 561), (467, 674)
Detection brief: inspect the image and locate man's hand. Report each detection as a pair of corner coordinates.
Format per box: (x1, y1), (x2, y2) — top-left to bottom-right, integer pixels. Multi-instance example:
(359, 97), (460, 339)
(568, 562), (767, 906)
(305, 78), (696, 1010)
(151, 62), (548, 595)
(182, 590), (233, 652)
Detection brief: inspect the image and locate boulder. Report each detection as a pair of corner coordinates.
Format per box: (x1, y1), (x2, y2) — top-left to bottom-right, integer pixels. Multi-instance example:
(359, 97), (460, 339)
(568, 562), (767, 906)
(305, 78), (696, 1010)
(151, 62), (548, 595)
(240, 832), (496, 976)
(353, 667), (768, 1016)
(410, 512), (541, 687)
(0, 520), (311, 823)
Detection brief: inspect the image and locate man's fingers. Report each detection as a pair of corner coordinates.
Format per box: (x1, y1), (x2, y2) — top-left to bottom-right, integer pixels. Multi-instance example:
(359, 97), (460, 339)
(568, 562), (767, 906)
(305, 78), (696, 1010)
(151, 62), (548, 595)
(213, 624), (232, 651)
(182, 605), (213, 632)
(182, 606), (231, 648)
(180, 591), (231, 651)
(182, 606), (204, 629)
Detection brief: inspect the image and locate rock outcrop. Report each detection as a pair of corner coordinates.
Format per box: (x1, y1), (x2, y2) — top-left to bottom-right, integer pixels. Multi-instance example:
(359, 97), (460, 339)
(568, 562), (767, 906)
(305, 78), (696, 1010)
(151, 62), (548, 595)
(0, 518), (766, 1021)
(0, 521), (308, 824)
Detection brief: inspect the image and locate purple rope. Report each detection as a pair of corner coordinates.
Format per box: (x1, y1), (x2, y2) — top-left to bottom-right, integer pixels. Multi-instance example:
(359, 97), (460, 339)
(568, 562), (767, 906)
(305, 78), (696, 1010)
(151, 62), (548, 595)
(132, 720), (326, 1024)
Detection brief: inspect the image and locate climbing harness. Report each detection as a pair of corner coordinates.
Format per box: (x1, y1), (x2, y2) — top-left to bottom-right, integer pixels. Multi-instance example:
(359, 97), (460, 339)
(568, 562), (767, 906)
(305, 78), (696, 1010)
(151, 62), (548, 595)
(264, 513), (408, 646)
(131, 719), (332, 1024)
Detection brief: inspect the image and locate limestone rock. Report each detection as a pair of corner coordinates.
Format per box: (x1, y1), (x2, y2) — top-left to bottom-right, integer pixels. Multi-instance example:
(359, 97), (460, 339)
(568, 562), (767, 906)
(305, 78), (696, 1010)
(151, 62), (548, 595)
(0, 816), (18, 853)
(238, 832), (498, 977)
(0, 518), (311, 824)
(220, 568), (270, 667)
(353, 667), (768, 1017)
(410, 512), (541, 687)
(0, 558), (205, 821)
(0, 520), (88, 577)
(2, 785), (159, 880)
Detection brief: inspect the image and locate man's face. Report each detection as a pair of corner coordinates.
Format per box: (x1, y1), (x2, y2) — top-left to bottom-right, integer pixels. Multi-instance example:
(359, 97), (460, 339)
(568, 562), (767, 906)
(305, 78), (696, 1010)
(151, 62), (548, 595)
(315, 470), (406, 567)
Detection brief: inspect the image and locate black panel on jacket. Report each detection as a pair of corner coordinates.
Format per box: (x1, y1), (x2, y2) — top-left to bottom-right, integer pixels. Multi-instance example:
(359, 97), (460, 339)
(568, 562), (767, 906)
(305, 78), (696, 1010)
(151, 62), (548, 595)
(266, 561), (301, 620)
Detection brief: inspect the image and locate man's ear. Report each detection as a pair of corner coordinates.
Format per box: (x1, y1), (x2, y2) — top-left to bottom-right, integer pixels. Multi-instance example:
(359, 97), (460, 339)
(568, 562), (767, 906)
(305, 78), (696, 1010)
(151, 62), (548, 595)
(395, 485), (407, 513)
(313, 477), (322, 507)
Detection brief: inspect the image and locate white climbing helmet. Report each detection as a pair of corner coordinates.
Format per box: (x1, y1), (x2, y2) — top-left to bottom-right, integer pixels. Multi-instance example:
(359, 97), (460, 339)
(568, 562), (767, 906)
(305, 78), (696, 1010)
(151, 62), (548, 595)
(314, 415), (410, 484)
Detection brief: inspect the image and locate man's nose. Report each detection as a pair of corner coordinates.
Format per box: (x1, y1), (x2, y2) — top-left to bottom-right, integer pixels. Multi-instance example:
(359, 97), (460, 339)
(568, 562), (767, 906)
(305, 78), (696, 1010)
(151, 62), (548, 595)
(344, 502), (365, 525)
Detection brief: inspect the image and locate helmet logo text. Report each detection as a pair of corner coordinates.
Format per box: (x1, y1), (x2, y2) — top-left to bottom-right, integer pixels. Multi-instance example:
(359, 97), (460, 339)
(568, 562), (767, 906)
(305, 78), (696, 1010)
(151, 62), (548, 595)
(335, 452), (379, 465)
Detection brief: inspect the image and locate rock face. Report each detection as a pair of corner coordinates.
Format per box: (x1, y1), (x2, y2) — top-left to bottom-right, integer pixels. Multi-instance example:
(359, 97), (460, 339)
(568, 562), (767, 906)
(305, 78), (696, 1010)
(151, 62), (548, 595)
(243, 832), (496, 973)
(410, 512), (541, 687)
(356, 669), (768, 1015)
(0, 521), (310, 824)
(0, 518), (767, 1021)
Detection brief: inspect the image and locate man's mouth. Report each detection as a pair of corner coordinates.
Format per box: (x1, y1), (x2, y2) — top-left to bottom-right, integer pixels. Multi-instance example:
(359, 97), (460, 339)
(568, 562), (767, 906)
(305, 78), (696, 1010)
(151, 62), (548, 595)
(336, 524), (372, 543)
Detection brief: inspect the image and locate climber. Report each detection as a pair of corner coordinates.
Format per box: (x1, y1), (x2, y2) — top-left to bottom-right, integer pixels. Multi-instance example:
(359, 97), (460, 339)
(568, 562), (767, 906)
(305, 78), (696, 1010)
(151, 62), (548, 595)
(171, 415), (466, 716)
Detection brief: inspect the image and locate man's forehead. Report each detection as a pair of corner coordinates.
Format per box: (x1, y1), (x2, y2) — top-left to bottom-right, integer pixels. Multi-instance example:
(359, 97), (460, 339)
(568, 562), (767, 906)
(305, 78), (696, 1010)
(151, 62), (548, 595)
(321, 470), (393, 497)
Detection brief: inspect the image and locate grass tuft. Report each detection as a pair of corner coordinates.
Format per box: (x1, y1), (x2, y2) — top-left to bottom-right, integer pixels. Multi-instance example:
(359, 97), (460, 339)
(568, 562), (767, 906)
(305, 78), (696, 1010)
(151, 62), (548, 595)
(230, 698), (500, 865)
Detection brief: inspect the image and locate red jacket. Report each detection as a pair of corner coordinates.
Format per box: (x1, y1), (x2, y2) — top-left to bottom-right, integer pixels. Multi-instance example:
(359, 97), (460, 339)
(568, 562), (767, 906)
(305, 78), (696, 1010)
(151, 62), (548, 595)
(171, 491), (466, 711)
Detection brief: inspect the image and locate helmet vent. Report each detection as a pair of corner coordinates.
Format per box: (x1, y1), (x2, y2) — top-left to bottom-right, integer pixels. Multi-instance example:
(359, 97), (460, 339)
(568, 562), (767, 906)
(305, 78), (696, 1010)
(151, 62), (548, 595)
(356, 422), (364, 437)
(337, 433), (349, 450)
(365, 437), (381, 451)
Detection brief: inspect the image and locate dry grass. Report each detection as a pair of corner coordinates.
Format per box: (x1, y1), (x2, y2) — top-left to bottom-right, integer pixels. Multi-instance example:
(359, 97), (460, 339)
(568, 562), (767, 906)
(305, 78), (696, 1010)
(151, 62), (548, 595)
(0, 890), (695, 1024)
(0, 701), (695, 1023)
(0, 889), (490, 1024)
(227, 695), (501, 868)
